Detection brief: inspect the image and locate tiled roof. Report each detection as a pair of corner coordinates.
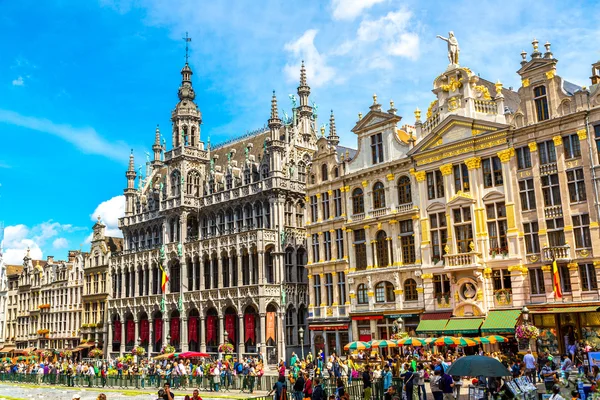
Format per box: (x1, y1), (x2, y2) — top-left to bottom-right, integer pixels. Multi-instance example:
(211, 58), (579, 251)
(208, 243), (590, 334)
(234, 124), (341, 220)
(6, 265), (23, 276)
(105, 237), (123, 253)
(210, 129), (269, 170)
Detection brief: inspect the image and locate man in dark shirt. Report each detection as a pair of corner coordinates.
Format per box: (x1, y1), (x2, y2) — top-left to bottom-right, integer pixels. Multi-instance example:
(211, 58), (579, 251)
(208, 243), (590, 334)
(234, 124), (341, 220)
(363, 365), (372, 400)
(440, 371), (455, 400)
(162, 383), (175, 400)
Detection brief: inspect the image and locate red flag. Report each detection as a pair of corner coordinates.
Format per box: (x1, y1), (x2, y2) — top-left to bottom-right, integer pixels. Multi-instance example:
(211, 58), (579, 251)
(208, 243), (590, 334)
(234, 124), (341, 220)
(225, 314), (236, 344)
(553, 260), (562, 298)
(244, 314), (256, 344)
(170, 318), (180, 342)
(154, 318), (163, 343)
(188, 317), (198, 343)
(266, 312), (276, 344)
(114, 320), (122, 343)
(140, 320), (149, 344)
(126, 319), (135, 344)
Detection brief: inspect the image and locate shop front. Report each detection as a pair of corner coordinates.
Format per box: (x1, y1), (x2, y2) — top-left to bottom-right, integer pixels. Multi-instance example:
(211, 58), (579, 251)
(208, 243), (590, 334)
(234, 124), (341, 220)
(480, 309), (521, 354)
(309, 324), (350, 357)
(529, 305), (600, 355)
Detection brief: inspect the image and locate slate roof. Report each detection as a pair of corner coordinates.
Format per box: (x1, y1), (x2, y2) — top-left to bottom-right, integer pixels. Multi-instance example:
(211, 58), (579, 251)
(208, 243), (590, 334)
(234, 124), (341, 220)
(562, 80), (582, 96)
(211, 129), (269, 168)
(478, 77), (520, 114)
(335, 145), (357, 161)
(105, 237), (123, 253)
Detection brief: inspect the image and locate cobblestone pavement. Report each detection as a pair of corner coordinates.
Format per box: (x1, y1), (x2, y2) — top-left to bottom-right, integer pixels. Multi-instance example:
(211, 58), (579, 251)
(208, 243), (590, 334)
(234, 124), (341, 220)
(0, 383), (268, 400)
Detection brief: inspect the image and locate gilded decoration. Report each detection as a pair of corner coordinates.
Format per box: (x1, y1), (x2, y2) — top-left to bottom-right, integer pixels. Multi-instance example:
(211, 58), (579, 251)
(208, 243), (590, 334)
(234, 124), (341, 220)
(414, 108), (421, 121)
(426, 100), (438, 119)
(441, 76), (463, 92)
(552, 136), (563, 146)
(414, 171), (427, 182)
(361, 180), (368, 187)
(421, 273), (433, 280)
(522, 78), (530, 87)
(541, 265), (551, 272)
(440, 163), (453, 176)
(528, 142), (538, 152)
(567, 262), (579, 270)
(495, 81), (503, 96)
(448, 96), (460, 112)
(386, 173), (395, 181)
(465, 156), (482, 170)
(546, 70), (555, 80)
(594, 261), (600, 268)
(483, 267), (492, 278)
(415, 135), (507, 167)
(474, 85), (492, 100)
(497, 148), (515, 163)
(508, 264), (528, 276)
(495, 289), (512, 305)
(577, 129), (587, 140)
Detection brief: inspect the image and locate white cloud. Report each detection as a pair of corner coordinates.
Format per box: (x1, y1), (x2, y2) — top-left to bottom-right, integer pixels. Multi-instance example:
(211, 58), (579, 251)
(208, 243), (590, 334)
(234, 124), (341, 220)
(12, 76), (24, 86)
(342, 9), (420, 63)
(283, 29), (337, 87)
(0, 110), (130, 162)
(90, 195), (125, 239)
(331, 0), (385, 21)
(1, 221), (84, 264)
(52, 237), (69, 249)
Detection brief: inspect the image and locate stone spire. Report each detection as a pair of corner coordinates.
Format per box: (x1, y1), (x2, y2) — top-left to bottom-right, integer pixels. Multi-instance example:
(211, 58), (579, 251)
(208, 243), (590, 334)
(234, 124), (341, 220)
(297, 60), (312, 117)
(328, 110), (339, 146)
(124, 149), (137, 216)
(152, 125), (162, 163)
(268, 91), (282, 133)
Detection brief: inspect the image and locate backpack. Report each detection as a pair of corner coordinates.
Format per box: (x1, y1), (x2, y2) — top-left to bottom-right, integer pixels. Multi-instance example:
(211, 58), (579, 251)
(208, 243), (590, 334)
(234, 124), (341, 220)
(237, 363), (243, 373)
(438, 375), (446, 391)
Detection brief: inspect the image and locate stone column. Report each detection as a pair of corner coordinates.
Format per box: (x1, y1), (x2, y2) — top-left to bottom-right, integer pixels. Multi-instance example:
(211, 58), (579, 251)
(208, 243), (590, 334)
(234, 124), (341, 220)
(316, 193), (323, 222)
(218, 315), (224, 347)
(364, 227), (374, 269)
(120, 317), (125, 355)
(362, 180), (372, 216)
(386, 173), (396, 211)
(386, 237), (393, 267)
(498, 148), (519, 256)
(553, 136), (575, 247)
(257, 251), (265, 284)
(238, 313), (245, 359)
(162, 316), (168, 347)
(199, 316), (206, 352)
(259, 313), (267, 359)
(217, 256), (223, 288)
(249, 251), (255, 284)
(330, 229), (338, 261)
(181, 317), (189, 352)
(465, 157), (484, 254)
(413, 171), (430, 264)
(332, 272), (339, 316)
(148, 318), (154, 353)
(528, 142), (549, 248)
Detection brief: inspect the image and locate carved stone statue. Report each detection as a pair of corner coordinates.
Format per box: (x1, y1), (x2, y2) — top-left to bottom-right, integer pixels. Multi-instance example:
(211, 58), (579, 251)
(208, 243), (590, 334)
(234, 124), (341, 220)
(289, 94), (297, 108)
(281, 287), (287, 305)
(367, 275), (372, 290)
(177, 242), (183, 257)
(437, 31), (460, 65)
(159, 245), (165, 260)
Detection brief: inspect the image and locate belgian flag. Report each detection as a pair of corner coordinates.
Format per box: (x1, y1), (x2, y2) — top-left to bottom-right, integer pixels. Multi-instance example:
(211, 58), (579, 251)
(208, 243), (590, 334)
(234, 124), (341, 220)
(552, 260), (562, 298)
(160, 263), (169, 292)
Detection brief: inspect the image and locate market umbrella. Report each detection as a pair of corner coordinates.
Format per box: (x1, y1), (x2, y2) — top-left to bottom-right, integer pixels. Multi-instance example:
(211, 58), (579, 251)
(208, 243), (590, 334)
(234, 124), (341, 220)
(472, 337), (492, 345)
(455, 337), (478, 347)
(344, 341), (371, 351)
(175, 351), (210, 359)
(153, 353), (175, 360)
(371, 340), (398, 348)
(398, 338), (426, 347)
(485, 335), (508, 343)
(447, 355), (511, 377)
(424, 338), (437, 345)
(16, 356), (25, 361)
(433, 336), (459, 346)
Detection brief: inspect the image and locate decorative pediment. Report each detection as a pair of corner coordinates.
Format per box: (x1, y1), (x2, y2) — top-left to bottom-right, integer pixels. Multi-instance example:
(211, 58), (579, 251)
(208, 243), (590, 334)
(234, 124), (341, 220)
(351, 110), (401, 134)
(447, 190), (475, 206)
(517, 58), (557, 75)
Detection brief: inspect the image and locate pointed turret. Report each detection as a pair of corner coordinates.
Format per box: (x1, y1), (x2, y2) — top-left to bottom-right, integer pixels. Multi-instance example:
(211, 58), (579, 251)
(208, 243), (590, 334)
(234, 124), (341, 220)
(328, 110), (339, 146)
(269, 91), (282, 140)
(171, 58), (202, 149)
(152, 124), (163, 165)
(124, 150), (137, 216)
(297, 60), (312, 117)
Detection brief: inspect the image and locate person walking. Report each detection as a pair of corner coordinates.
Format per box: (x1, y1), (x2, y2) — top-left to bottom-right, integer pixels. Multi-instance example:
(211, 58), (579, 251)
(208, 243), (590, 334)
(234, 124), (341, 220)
(439, 369), (455, 400)
(523, 350), (537, 384)
(293, 370), (306, 400)
(363, 365), (373, 400)
(430, 368), (443, 400)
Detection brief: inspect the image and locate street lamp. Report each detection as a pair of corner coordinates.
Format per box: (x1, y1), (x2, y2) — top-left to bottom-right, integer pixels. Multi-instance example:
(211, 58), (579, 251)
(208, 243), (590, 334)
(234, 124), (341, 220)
(224, 330), (229, 344)
(94, 339), (98, 349)
(298, 327), (305, 361)
(167, 334), (171, 345)
(521, 306), (530, 324)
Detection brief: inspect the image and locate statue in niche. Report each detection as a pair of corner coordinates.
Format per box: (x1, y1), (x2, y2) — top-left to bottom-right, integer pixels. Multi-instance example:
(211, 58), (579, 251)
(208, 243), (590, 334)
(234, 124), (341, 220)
(462, 282), (477, 299)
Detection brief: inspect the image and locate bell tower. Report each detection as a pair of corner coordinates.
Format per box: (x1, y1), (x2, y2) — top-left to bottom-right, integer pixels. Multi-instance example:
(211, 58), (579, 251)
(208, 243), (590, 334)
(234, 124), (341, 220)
(171, 33), (203, 150)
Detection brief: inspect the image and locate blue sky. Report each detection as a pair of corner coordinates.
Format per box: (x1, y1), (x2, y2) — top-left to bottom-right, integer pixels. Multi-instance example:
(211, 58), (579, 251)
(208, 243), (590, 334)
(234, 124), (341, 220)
(1, 0), (599, 264)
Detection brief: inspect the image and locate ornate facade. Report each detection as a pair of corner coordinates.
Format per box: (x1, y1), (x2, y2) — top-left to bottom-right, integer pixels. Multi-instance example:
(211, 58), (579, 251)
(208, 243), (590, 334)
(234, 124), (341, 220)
(107, 60), (316, 363)
(0, 242), (7, 351)
(306, 37), (600, 355)
(11, 251), (84, 351)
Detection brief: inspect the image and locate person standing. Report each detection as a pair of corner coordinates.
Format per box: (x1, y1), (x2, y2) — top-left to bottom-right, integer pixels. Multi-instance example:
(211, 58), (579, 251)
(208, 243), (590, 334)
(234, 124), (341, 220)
(439, 369), (455, 400)
(542, 359), (557, 393)
(311, 377), (325, 400)
(402, 364), (415, 400)
(383, 365), (393, 392)
(293, 371), (306, 400)
(363, 365), (373, 400)
(523, 350), (537, 384)
(430, 368), (443, 400)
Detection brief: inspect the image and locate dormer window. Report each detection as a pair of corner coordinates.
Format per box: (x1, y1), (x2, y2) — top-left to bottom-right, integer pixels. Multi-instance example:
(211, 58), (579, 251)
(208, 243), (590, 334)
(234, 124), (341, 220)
(371, 133), (384, 164)
(534, 86), (549, 122)
(226, 174), (233, 190)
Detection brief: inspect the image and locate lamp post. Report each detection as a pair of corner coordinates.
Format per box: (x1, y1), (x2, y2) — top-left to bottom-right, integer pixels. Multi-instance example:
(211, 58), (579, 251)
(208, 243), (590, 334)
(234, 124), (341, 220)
(224, 330), (229, 344)
(521, 306), (531, 350)
(298, 327), (305, 361)
(167, 334), (171, 346)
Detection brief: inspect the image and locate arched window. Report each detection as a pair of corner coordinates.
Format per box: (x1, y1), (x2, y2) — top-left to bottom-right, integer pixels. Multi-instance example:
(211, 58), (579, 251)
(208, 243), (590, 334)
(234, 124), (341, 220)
(171, 170), (181, 196)
(226, 174), (233, 190)
(321, 164), (328, 181)
(375, 281), (395, 303)
(352, 188), (364, 214)
(333, 167), (339, 178)
(404, 279), (418, 301)
(254, 202), (263, 228)
(298, 162), (306, 182)
(285, 307), (296, 345)
(373, 181), (386, 209)
(310, 174), (316, 185)
(397, 176), (412, 204)
(244, 168), (251, 185)
(375, 230), (389, 267)
(244, 204), (253, 228)
(217, 212), (225, 233)
(187, 171), (201, 197)
(357, 284), (368, 304)
(261, 165), (269, 180)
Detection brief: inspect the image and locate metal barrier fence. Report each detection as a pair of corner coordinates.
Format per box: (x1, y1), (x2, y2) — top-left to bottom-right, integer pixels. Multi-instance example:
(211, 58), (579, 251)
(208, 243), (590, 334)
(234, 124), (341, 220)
(0, 372), (401, 399)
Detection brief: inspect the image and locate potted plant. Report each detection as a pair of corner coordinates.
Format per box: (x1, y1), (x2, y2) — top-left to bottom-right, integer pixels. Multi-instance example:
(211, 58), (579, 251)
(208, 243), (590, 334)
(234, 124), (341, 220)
(132, 346), (146, 357)
(160, 344), (175, 354)
(89, 348), (103, 358)
(515, 324), (539, 340)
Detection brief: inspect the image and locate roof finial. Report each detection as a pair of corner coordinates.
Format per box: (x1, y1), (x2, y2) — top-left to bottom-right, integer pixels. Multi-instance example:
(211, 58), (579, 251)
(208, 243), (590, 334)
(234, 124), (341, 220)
(300, 60), (307, 87)
(328, 110), (339, 146)
(373, 93), (378, 104)
(183, 32), (192, 64)
(271, 90), (278, 119)
(128, 149), (135, 172)
(154, 125), (160, 145)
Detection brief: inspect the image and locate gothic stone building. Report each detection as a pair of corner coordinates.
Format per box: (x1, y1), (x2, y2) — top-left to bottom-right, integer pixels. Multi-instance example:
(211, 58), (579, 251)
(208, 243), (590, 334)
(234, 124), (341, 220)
(108, 61), (316, 363)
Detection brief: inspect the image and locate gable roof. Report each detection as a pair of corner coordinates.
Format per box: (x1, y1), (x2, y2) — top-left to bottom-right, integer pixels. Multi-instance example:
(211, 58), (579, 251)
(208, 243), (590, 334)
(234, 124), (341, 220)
(6, 265), (23, 276)
(210, 129), (269, 170)
(105, 237), (123, 253)
(351, 109), (401, 133)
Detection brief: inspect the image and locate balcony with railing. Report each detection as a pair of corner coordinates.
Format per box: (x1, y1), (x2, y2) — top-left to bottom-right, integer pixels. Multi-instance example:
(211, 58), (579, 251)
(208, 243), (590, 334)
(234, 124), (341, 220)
(444, 252), (479, 267)
(542, 245), (571, 262)
(422, 112), (441, 135)
(371, 207), (389, 218)
(474, 99), (496, 114)
(350, 212), (365, 222)
(396, 203), (415, 214)
(544, 205), (563, 219)
(539, 162), (558, 175)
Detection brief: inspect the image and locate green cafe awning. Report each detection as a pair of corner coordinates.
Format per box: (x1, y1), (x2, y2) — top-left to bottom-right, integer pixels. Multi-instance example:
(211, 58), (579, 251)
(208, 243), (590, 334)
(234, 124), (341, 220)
(480, 310), (521, 333)
(443, 318), (484, 335)
(416, 319), (449, 334)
